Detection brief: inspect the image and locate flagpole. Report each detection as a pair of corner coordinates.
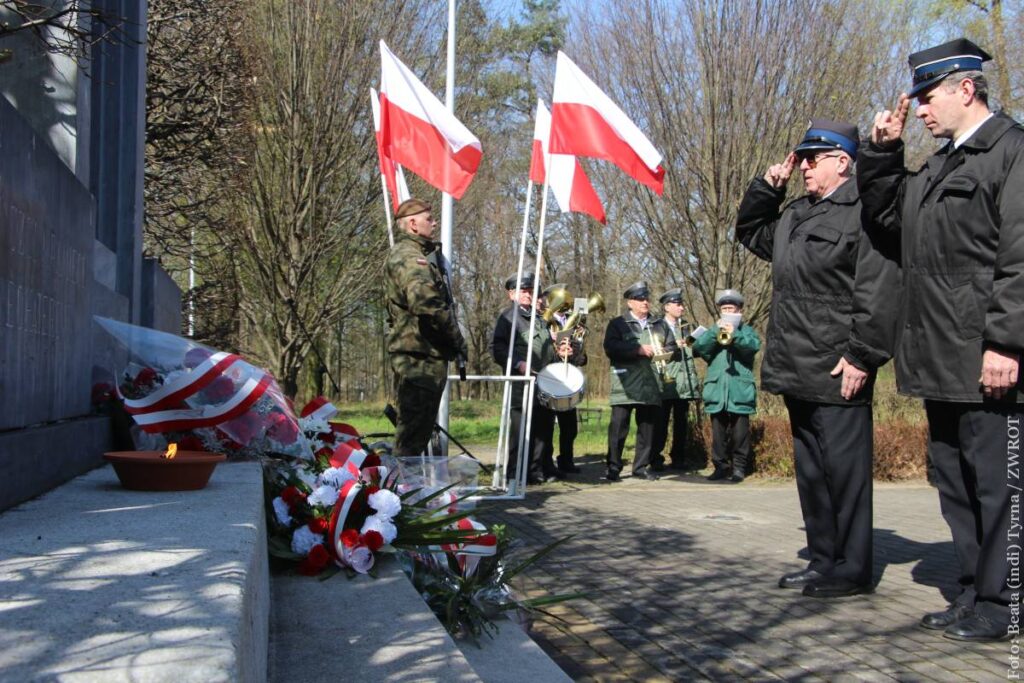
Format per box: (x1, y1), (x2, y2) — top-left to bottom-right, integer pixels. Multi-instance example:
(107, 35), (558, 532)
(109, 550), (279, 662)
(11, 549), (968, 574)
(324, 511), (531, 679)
(380, 175), (395, 247)
(436, 0), (457, 457)
(494, 179), (535, 491)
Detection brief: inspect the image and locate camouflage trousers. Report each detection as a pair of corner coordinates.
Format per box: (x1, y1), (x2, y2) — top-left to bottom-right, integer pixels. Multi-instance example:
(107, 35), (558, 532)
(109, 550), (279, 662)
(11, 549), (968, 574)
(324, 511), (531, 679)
(391, 353), (448, 457)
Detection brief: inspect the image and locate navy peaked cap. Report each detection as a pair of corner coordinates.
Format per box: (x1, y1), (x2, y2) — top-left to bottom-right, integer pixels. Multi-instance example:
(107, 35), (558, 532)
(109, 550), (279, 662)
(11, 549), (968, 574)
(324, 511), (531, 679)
(908, 38), (992, 97)
(794, 119), (860, 160)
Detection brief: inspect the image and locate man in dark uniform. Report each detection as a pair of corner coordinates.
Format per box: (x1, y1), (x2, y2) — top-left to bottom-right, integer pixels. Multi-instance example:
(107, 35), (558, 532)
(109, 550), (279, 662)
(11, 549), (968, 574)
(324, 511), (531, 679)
(539, 283), (587, 474)
(603, 281), (673, 482)
(652, 289), (701, 471)
(384, 198), (468, 457)
(736, 120), (899, 598)
(861, 38), (1024, 641)
(490, 274), (576, 484)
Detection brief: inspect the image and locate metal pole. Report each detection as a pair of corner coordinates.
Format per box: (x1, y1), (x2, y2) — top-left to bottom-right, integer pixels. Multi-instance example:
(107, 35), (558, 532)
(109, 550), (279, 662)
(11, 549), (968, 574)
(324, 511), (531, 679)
(494, 179), (534, 489)
(188, 225), (195, 336)
(437, 0), (456, 456)
(380, 174), (395, 247)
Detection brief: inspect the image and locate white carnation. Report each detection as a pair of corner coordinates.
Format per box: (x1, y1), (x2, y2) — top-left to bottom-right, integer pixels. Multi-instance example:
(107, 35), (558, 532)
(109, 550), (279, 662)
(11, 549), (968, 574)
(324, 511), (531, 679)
(291, 526), (323, 555)
(307, 484), (339, 507)
(361, 514), (398, 545)
(299, 415), (331, 436)
(271, 497), (292, 526)
(319, 467), (356, 488)
(368, 489), (402, 520)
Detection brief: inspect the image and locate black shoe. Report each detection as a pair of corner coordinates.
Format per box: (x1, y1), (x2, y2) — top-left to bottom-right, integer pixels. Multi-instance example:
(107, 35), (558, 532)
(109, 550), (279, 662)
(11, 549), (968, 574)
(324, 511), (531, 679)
(526, 477), (545, 485)
(640, 469), (661, 481)
(604, 471), (620, 482)
(801, 578), (872, 598)
(651, 462), (666, 472)
(728, 473), (745, 483)
(943, 614), (1011, 642)
(558, 463), (581, 474)
(778, 568), (825, 590)
(706, 468), (729, 481)
(669, 461), (687, 470)
(546, 470), (566, 481)
(920, 604), (974, 631)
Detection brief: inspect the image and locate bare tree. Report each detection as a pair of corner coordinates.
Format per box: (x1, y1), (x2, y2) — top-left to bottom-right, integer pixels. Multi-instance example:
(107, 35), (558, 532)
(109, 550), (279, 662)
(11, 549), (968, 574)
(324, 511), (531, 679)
(568, 0), (914, 326)
(230, 0), (440, 398)
(0, 1), (121, 64)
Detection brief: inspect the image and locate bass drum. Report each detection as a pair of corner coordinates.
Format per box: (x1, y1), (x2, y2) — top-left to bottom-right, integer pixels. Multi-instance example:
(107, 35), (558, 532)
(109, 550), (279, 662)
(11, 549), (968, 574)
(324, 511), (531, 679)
(535, 363), (585, 412)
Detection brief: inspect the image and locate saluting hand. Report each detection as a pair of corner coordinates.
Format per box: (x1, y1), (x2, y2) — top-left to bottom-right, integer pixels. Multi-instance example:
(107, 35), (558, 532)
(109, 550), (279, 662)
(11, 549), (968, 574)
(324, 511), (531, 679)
(764, 152), (797, 189)
(830, 357), (868, 400)
(871, 94), (911, 147)
(980, 348), (1020, 400)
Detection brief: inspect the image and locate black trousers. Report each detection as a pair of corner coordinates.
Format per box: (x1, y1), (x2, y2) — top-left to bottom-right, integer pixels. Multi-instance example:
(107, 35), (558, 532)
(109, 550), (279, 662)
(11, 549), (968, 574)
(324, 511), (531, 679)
(654, 399), (690, 466)
(607, 404), (660, 475)
(925, 400), (1022, 626)
(785, 397), (873, 585)
(549, 408), (578, 469)
(710, 412), (751, 475)
(509, 403), (558, 480)
(394, 376), (445, 457)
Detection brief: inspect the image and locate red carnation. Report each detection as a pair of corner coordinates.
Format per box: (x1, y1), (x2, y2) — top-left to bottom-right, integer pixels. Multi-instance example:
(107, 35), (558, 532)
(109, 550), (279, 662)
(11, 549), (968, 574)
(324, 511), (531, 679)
(308, 517), (329, 534)
(340, 529), (360, 548)
(202, 375), (235, 403)
(298, 544), (330, 576)
(281, 486), (306, 507)
(184, 347), (213, 369)
(134, 367), (158, 388)
(267, 412), (299, 445)
(361, 530), (384, 552)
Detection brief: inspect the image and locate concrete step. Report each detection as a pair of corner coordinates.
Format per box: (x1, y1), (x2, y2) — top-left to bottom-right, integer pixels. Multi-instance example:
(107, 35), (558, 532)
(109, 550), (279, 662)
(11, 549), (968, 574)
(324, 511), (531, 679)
(0, 462), (269, 682)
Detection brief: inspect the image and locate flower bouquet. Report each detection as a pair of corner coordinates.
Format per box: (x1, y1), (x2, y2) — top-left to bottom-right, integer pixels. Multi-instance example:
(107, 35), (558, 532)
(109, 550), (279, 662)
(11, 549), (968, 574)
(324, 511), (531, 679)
(94, 316), (307, 459)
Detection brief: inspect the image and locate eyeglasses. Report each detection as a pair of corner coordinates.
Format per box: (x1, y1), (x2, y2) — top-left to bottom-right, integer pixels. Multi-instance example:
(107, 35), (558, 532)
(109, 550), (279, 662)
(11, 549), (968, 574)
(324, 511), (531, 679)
(798, 152), (843, 169)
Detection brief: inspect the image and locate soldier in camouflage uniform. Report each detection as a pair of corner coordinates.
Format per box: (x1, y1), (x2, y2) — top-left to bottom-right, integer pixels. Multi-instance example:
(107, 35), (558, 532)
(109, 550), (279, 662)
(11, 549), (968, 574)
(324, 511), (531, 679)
(385, 199), (467, 457)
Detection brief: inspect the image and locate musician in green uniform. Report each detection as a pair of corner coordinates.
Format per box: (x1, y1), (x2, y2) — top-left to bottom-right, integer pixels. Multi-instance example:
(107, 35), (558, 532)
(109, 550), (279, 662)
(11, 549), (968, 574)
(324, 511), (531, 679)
(652, 289), (701, 471)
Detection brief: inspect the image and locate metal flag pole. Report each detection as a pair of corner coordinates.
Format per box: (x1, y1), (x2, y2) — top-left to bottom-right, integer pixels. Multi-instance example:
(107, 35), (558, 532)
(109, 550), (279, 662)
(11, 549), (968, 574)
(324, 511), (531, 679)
(380, 175), (395, 248)
(494, 178), (535, 490)
(437, 0), (456, 456)
(519, 169), (552, 490)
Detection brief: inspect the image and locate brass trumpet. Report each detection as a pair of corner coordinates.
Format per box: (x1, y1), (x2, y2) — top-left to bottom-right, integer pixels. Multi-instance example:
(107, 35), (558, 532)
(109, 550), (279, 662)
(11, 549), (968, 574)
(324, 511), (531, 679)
(650, 327), (675, 384)
(717, 327), (733, 345)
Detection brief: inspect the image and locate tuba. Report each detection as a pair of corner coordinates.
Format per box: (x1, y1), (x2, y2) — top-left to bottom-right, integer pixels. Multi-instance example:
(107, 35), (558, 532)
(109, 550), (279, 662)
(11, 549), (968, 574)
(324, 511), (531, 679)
(541, 286), (573, 329)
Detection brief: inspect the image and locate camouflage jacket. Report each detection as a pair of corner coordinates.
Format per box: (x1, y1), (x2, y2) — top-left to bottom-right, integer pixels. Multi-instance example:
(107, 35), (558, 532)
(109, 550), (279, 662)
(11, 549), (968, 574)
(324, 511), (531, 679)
(385, 231), (466, 361)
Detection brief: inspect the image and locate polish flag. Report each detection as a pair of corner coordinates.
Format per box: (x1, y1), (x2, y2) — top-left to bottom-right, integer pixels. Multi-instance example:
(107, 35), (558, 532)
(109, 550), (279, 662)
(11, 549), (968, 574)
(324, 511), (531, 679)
(379, 41), (481, 199)
(549, 51), (665, 195)
(370, 88), (409, 208)
(530, 99), (606, 224)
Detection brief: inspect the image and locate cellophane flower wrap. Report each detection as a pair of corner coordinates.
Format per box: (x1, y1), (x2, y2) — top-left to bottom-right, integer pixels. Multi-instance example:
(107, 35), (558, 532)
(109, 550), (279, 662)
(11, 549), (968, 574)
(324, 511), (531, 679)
(94, 316), (307, 459)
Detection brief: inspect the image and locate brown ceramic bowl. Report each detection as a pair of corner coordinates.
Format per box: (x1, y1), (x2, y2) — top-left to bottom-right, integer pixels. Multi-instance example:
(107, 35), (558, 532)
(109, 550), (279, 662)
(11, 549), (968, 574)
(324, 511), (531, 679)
(103, 451), (226, 491)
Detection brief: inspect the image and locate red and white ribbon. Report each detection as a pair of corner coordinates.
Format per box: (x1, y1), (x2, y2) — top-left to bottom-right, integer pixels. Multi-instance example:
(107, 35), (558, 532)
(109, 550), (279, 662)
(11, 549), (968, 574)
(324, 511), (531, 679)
(301, 396), (338, 422)
(329, 479), (364, 561)
(122, 352), (238, 414)
(129, 371), (271, 434)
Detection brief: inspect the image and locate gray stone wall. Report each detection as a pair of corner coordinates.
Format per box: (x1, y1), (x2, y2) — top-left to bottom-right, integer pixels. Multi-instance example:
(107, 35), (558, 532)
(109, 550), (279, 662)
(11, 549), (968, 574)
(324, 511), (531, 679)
(0, 96), (95, 431)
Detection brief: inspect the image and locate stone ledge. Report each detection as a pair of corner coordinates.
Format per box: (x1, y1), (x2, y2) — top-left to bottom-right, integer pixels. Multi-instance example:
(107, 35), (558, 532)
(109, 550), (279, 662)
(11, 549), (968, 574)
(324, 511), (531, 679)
(0, 461), (269, 682)
(0, 415), (111, 512)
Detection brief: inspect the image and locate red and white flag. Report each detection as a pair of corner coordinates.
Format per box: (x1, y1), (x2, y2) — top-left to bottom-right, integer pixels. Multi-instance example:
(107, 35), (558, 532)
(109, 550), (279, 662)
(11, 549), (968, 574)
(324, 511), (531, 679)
(549, 51), (665, 195)
(370, 88), (410, 209)
(530, 99), (605, 224)
(379, 41), (482, 199)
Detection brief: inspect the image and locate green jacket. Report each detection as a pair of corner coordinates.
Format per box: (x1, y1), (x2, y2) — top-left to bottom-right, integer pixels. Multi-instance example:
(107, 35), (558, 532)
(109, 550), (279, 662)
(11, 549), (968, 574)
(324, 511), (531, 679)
(661, 320), (701, 401)
(603, 312), (672, 406)
(385, 231), (466, 362)
(691, 323), (761, 415)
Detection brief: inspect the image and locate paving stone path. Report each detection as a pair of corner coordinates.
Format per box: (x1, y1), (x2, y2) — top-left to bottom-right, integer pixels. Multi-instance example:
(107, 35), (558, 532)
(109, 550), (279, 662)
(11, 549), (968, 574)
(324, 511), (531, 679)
(477, 459), (1010, 682)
